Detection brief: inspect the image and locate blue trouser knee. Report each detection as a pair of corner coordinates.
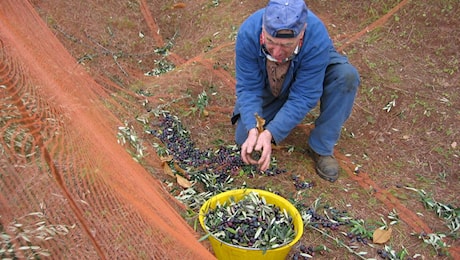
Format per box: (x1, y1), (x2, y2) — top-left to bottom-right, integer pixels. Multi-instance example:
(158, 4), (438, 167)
(235, 120), (248, 145)
(308, 62), (360, 155)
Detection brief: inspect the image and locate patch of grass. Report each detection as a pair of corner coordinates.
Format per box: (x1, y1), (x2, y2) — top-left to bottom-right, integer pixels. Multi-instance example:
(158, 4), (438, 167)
(415, 174), (437, 185)
(363, 28), (384, 45)
(388, 188), (409, 201)
(439, 0), (455, 13)
(432, 146), (452, 160)
(109, 17), (136, 30)
(367, 197), (379, 207)
(350, 192), (360, 200)
(392, 159), (406, 169)
(408, 96), (436, 118)
(365, 58), (378, 69)
(365, 115), (377, 125)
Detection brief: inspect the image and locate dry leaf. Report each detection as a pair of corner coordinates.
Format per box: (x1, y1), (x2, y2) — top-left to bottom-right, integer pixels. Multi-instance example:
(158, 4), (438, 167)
(373, 227), (392, 244)
(162, 162), (175, 177)
(176, 175), (192, 188)
(271, 145), (283, 150)
(255, 113), (265, 133)
(172, 3), (186, 9)
(174, 162), (190, 179)
(160, 155), (174, 162)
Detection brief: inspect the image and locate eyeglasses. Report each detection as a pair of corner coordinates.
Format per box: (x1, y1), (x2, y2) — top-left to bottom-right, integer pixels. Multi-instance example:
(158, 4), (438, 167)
(264, 34), (299, 48)
(262, 31), (299, 47)
(260, 32), (301, 62)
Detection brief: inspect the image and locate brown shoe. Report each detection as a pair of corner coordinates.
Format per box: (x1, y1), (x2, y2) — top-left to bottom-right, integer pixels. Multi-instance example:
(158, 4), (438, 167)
(308, 149), (339, 182)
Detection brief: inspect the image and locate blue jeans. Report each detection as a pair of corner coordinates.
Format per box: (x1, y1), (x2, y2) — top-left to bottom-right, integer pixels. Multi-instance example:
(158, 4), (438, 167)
(235, 52), (360, 156)
(308, 61), (360, 155)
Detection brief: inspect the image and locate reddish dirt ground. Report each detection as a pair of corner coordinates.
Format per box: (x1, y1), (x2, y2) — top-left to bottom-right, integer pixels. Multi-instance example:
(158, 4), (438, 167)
(2, 0), (459, 259)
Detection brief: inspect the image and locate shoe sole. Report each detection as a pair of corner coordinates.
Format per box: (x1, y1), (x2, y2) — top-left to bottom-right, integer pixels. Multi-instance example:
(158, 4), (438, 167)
(315, 166), (338, 183)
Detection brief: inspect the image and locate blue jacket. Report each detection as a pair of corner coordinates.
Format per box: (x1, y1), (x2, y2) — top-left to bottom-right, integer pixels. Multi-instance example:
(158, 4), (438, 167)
(233, 8), (343, 144)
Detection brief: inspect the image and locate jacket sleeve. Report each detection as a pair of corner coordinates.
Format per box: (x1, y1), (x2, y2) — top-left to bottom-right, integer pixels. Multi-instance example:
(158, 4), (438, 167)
(234, 25), (264, 134)
(265, 35), (330, 144)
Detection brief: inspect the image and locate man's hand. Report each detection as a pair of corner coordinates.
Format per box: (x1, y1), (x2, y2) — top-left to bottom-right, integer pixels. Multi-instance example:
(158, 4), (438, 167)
(241, 128), (273, 171)
(241, 128), (259, 165)
(254, 130), (272, 171)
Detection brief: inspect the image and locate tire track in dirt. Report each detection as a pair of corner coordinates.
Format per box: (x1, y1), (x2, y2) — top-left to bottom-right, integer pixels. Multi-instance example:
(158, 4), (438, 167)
(141, 1), (460, 258)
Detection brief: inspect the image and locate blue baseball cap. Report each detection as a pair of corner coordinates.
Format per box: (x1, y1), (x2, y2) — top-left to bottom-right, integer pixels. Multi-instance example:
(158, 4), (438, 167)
(263, 0), (308, 38)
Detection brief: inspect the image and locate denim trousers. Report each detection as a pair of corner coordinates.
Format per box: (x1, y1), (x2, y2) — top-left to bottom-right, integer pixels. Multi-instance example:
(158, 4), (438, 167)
(308, 61), (360, 155)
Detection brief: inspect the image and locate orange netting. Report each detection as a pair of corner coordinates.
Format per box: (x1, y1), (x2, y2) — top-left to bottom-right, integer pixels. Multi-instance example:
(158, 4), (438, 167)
(0, 1), (215, 259)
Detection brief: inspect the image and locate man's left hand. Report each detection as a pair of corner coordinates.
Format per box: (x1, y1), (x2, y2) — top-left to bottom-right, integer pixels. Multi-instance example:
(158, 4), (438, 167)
(254, 130), (272, 171)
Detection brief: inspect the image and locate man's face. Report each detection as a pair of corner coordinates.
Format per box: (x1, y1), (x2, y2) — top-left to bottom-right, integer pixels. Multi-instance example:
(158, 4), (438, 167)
(262, 28), (303, 62)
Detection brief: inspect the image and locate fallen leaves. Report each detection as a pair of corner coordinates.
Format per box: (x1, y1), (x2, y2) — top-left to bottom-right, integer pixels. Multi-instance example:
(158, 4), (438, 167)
(160, 155), (192, 188)
(176, 175), (192, 188)
(171, 3), (186, 9)
(373, 227), (392, 244)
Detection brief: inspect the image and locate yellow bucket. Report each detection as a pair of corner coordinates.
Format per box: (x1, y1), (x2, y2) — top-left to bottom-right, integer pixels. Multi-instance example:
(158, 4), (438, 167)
(199, 189), (303, 260)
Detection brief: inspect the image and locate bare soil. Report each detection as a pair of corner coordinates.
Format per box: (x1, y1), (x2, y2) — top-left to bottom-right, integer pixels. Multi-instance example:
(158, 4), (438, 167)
(28, 0), (460, 259)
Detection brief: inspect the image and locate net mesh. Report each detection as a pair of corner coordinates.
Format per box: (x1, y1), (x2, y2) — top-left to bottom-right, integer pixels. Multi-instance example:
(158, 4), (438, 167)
(0, 1), (214, 259)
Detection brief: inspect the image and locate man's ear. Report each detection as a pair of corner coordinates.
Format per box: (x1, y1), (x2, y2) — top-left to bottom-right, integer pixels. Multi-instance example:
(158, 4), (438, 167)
(260, 31), (265, 45)
(298, 24), (307, 48)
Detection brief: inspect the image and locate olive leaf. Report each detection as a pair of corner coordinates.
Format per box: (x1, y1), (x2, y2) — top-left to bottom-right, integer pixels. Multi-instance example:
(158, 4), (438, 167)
(373, 227), (392, 244)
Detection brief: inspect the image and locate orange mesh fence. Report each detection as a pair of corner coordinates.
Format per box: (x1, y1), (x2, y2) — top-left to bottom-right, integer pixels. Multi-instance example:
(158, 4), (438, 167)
(0, 1), (214, 259)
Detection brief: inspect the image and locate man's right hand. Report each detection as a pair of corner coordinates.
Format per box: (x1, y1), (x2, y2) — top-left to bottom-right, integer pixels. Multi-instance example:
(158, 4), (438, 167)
(241, 128), (259, 165)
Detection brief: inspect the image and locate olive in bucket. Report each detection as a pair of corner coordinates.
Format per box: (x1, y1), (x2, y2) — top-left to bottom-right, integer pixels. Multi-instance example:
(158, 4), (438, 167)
(199, 189), (303, 260)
